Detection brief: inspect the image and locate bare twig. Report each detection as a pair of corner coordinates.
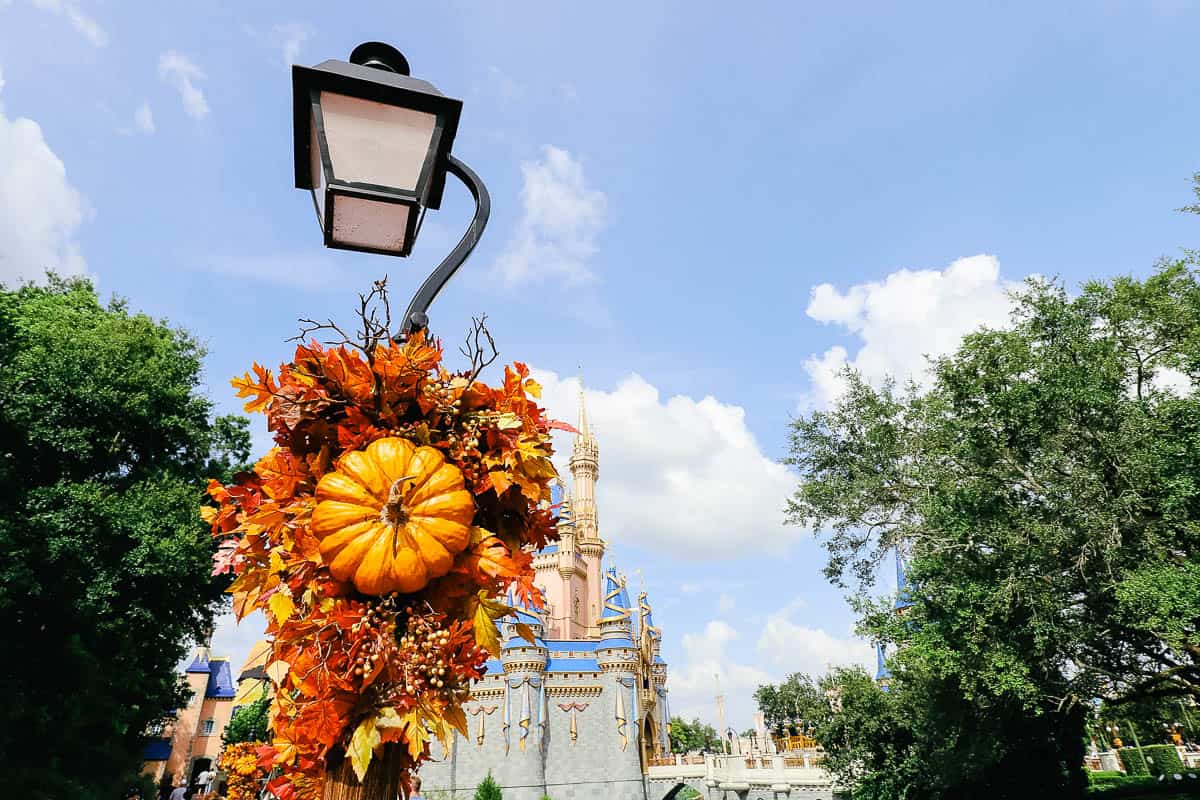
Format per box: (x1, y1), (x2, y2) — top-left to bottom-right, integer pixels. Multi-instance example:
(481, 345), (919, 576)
(459, 315), (499, 386)
(289, 277), (396, 362)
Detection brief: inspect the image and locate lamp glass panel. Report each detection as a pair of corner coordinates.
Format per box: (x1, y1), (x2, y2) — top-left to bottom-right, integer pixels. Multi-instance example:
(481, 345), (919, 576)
(310, 113), (327, 222)
(319, 91), (436, 191)
(331, 196), (411, 252)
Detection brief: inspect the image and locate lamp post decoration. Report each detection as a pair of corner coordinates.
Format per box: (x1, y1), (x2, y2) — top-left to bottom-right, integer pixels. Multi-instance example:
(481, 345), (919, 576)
(204, 45), (569, 800)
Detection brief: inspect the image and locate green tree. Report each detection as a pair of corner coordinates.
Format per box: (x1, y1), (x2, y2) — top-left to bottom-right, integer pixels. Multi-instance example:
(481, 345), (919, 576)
(668, 716), (721, 753)
(754, 672), (830, 735)
(474, 772), (502, 800)
(787, 262), (1200, 798)
(223, 691), (271, 745)
(0, 276), (251, 800)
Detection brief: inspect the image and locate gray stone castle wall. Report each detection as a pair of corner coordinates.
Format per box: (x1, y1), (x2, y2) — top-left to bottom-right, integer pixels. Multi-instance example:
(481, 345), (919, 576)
(419, 668), (647, 800)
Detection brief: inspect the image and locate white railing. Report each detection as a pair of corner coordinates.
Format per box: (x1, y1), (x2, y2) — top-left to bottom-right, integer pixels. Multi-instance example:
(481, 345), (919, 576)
(646, 751), (835, 791)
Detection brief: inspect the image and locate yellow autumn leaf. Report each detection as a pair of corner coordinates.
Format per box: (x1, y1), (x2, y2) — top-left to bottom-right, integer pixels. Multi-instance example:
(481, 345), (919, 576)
(199, 506), (217, 524)
(268, 590), (295, 623)
(402, 710), (430, 761)
(348, 716), (380, 781)
(469, 591), (513, 657)
(495, 412), (523, 430)
(269, 549), (286, 574)
(524, 378), (542, 398)
(443, 704), (469, 739)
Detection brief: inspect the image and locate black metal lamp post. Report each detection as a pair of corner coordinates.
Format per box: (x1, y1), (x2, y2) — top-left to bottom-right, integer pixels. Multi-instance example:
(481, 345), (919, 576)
(292, 42), (490, 336)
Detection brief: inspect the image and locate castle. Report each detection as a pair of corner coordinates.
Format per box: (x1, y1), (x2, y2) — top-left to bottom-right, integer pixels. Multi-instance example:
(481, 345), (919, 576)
(420, 387), (672, 800)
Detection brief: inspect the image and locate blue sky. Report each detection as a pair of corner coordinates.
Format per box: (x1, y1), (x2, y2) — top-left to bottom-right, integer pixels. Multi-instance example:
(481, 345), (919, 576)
(2, 0), (1199, 729)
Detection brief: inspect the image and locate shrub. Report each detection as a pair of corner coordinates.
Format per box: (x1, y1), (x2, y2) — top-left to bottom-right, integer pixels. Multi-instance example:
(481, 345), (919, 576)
(1119, 747), (1150, 776)
(474, 773), (502, 800)
(1140, 745), (1185, 777)
(1086, 771), (1200, 797)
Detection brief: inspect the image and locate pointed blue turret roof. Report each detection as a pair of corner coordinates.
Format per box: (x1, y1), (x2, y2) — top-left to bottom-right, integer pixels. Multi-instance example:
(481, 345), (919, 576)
(600, 567), (631, 620)
(895, 546), (912, 611)
(501, 591), (547, 650)
(185, 651), (211, 674)
(875, 642), (891, 686)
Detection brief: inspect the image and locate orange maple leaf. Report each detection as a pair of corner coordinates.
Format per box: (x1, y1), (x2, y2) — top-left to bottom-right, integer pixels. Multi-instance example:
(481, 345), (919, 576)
(232, 363), (277, 414)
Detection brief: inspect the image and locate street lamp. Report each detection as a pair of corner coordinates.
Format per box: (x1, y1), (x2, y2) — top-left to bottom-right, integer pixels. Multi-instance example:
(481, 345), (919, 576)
(292, 42), (491, 336)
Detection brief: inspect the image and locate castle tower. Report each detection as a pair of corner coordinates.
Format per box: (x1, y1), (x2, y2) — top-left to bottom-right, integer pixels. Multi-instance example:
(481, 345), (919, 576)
(583, 568), (645, 800)
(496, 606), (550, 800)
(569, 377), (605, 633)
(639, 591), (671, 759)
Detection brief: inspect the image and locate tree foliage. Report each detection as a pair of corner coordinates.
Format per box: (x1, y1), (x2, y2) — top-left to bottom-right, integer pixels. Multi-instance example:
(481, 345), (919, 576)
(787, 262), (1200, 797)
(754, 672), (830, 735)
(224, 691), (272, 745)
(0, 276), (250, 800)
(668, 716), (721, 753)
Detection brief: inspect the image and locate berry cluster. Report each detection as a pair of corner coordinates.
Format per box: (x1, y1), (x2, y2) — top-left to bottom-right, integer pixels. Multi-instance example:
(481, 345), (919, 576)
(349, 595), (399, 678)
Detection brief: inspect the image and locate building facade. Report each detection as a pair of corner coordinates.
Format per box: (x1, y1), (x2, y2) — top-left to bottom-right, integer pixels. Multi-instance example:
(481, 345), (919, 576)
(142, 645), (238, 787)
(421, 389), (672, 800)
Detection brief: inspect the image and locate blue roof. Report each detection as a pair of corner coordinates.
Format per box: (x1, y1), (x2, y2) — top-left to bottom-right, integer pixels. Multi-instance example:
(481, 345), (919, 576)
(512, 608), (542, 626)
(875, 643), (891, 682)
(142, 739), (172, 761)
(600, 568), (631, 620)
(185, 653), (211, 674)
(483, 659), (504, 673)
(205, 659), (236, 698)
(545, 657), (599, 672)
(598, 638), (635, 649)
(540, 544), (559, 554)
(654, 655), (667, 664)
(895, 547), (912, 610)
(544, 639), (598, 652)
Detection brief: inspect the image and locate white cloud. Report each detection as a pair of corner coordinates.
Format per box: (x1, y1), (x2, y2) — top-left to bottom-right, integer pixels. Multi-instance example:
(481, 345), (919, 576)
(30, 0), (108, 47)
(669, 620), (772, 729)
(718, 592), (736, 614)
(804, 255), (1020, 407)
(533, 370), (797, 557)
(0, 75), (88, 285)
(274, 22), (313, 67)
(133, 101), (154, 134)
(494, 146), (608, 286)
(756, 608), (874, 677)
(667, 601), (873, 730)
(159, 50), (209, 119)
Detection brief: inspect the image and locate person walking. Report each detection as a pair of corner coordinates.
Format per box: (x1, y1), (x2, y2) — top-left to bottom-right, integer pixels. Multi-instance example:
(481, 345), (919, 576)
(168, 780), (188, 800)
(197, 768), (214, 796)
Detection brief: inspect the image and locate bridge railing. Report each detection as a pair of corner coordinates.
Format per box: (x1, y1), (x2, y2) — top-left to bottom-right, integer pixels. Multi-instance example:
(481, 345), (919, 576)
(646, 752), (835, 791)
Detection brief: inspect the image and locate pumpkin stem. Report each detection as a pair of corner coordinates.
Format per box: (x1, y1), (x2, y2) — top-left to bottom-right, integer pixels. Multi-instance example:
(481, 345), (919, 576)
(381, 476), (415, 529)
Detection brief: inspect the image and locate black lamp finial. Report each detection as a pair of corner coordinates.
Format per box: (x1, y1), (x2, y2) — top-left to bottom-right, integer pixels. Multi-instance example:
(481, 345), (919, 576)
(349, 42), (411, 76)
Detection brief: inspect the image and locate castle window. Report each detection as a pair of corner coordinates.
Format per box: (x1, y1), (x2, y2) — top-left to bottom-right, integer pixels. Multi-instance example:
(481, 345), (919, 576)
(200, 719), (215, 736)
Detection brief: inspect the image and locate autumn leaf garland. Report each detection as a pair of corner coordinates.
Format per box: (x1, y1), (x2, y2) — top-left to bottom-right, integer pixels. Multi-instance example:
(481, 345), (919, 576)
(205, 332), (563, 799)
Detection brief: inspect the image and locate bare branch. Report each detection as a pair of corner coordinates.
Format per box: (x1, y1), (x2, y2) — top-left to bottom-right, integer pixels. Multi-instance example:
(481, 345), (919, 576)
(288, 276), (396, 362)
(459, 315), (499, 387)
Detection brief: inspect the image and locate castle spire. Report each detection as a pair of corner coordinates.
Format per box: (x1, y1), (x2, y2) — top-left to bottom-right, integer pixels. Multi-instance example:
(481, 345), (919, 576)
(577, 366), (591, 439)
(570, 370), (605, 633)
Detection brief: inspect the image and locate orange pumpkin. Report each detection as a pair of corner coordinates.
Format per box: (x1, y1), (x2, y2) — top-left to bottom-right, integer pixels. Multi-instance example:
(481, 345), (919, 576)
(311, 437), (474, 595)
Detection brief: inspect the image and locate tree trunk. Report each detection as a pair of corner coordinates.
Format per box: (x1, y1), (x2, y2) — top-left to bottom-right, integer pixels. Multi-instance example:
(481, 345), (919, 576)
(322, 744), (408, 800)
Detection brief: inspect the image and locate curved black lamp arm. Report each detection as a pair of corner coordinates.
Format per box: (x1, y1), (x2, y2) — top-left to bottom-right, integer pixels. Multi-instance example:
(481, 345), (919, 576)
(401, 154), (491, 337)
